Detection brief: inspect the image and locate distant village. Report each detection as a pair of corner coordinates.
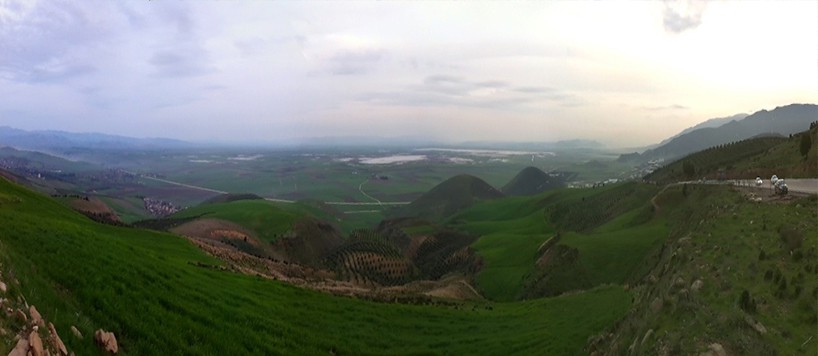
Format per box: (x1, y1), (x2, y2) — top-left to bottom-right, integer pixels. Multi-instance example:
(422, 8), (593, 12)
(143, 197), (180, 217)
(567, 159), (665, 189)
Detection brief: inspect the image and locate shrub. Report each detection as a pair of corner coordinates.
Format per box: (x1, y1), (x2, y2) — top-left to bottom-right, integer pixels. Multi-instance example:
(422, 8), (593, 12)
(738, 290), (756, 313)
(779, 227), (803, 251)
(683, 161), (695, 177)
(800, 132), (812, 157)
(776, 277), (788, 298)
(797, 296), (818, 325)
(792, 250), (803, 262)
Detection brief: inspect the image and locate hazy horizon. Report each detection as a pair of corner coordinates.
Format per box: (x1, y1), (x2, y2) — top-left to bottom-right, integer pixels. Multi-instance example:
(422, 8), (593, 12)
(1, 1), (815, 148)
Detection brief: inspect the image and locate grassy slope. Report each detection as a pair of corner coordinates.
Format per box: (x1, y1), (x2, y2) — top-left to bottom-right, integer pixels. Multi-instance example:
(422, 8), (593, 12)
(451, 195), (555, 301)
(501, 166), (561, 196)
(453, 183), (664, 301)
(0, 178), (631, 355)
(170, 199), (302, 243)
(592, 184), (818, 355)
(732, 127), (818, 178)
(404, 174), (504, 220)
(546, 182), (660, 232)
(647, 126), (817, 183)
(97, 195), (150, 223)
(561, 218), (668, 286)
(175, 198), (388, 236)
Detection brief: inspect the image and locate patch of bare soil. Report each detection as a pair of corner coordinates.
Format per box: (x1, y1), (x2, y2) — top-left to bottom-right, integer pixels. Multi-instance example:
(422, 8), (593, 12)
(404, 234), (428, 259)
(422, 278), (483, 300)
(184, 235), (484, 303)
(68, 197), (122, 223)
(734, 186), (803, 204)
(0, 170), (20, 183)
(171, 218), (270, 247)
(68, 197), (114, 215)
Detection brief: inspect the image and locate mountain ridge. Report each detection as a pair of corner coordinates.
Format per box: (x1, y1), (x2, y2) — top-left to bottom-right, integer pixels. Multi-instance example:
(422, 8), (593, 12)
(622, 104), (817, 163)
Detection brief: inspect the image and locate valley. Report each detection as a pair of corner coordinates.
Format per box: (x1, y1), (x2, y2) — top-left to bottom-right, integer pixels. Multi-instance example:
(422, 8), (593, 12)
(1, 2), (815, 354)
(0, 117), (814, 354)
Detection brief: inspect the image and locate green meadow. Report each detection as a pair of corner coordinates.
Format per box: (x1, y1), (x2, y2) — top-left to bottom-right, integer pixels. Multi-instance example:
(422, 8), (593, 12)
(0, 177), (631, 355)
(171, 199), (302, 242)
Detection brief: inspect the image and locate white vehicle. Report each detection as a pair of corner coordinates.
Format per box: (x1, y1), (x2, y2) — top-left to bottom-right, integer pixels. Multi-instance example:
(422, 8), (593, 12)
(755, 177), (763, 186)
(774, 178), (788, 195)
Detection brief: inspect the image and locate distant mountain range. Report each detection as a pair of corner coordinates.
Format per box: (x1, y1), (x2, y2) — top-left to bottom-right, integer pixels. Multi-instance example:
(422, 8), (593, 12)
(0, 126), (606, 152)
(0, 127), (193, 151)
(457, 139), (604, 151)
(622, 104), (817, 163)
(655, 113), (748, 147)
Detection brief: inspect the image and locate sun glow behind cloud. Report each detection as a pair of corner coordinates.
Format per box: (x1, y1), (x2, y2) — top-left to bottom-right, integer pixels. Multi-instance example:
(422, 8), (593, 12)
(0, 0), (814, 147)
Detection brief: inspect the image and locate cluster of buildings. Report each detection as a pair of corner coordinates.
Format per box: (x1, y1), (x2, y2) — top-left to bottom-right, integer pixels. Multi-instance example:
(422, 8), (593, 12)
(0, 157), (74, 180)
(143, 197), (180, 217)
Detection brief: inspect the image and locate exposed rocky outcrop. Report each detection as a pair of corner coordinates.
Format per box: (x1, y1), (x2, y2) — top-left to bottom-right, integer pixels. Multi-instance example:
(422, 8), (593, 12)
(14, 308), (26, 323)
(48, 322), (68, 355)
(29, 305), (44, 327)
(8, 338), (29, 356)
(29, 330), (44, 356)
(70, 325), (83, 339)
(95, 329), (119, 354)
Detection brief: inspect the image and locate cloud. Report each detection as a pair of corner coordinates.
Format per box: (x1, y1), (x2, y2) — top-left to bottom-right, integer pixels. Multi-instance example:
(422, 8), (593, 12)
(643, 104), (689, 111)
(513, 86), (556, 94)
(359, 75), (578, 110)
(663, 0), (707, 34)
(149, 46), (215, 78)
(299, 33), (387, 76)
(0, 1), (106, 83)
(29, 63), (97, 83)
(424, 75), (464, 84)
(474, 80), (508, 88)
(327, 48), (386, 75)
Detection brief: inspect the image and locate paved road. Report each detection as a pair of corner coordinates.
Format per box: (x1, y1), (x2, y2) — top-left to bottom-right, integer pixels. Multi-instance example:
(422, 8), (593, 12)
(782, 179), (818, 194)
(733, 178), (818, 195)
(138, 175), (229, 195)
(358, 179), (382, 205)
(137, 172), (410, 206)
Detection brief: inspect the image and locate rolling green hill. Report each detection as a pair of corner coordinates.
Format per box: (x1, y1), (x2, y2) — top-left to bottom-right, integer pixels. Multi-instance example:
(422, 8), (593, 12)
(404, 174), (504, 220)
(636, 104), (817, 162)
(588, 184), (818, 355)
(545, 182), (659, 232)
(449, 183), (662, 301)
(169, 199), (303, 243)
(0, 177), (632, 355)
(647, 125), (818, 183)
(448, 195), (554, 301)
(501, 166), (563, 196)
(202, 193), (264, 204)
(2, 133), (814, 355)
(0, 146), (101, 173)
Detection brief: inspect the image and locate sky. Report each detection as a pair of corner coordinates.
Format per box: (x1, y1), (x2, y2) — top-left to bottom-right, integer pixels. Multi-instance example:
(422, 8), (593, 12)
(0, 0), (815, 148)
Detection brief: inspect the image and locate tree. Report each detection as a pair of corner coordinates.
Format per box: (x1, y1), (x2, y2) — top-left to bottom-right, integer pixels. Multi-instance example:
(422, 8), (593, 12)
(800, 133), (812, 157)
(683, 160), (695, 178)
(739, 290), (756, 313)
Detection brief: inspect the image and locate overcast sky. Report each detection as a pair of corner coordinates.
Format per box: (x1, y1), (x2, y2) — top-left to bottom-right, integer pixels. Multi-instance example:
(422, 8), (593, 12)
(0, 1), (815, 147)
